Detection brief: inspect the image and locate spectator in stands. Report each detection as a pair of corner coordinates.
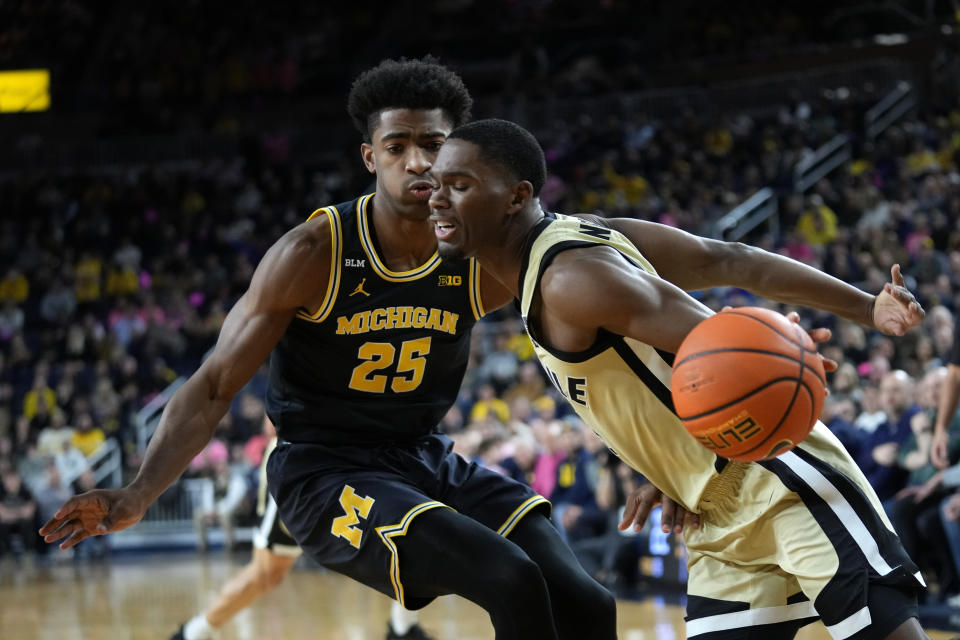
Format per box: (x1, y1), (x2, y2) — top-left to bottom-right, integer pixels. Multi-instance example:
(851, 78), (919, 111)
(475, 332), (520, 393)
(0, 460), (39, 560)
(22, 371), (57, 423)
(474, 435), (509, 477)
(855, 382), (888, 435)
(469, 382), (510, 424)
(858, 369), (922, 507)
(0, 299), (25, 341)
(104, 258), (140, 299)
(39, 278), (78, 327)
(888, 367), (960, 599)
(503, 360), (547, 407)
(821, 393), (864, 460)
(73, 251), (103, 312)
(500, 431), (540, 486)
(569, 451), (647, 590)
(0, 268), (29, 304)
(192, 454), (250, 553)
(36, 411), (73, 459)
(550, 417), (602, 544)
(506, 395), (534, 427)
(70, 411), (106, 458)
(829, 361), (863, 404)
(529, 418), (565, 501)
(532, 394), (558, 423)
(796, 194), (838, 247)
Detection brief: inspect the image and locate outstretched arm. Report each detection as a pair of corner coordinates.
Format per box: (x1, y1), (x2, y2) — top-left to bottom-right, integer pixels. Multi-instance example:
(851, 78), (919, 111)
(601, 217), (924, 335)
(540, 246), (835, 364)
(41, 223), (331, 548)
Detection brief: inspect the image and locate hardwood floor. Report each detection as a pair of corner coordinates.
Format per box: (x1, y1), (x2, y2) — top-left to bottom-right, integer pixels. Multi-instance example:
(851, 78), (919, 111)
(0, 552), (955, 640)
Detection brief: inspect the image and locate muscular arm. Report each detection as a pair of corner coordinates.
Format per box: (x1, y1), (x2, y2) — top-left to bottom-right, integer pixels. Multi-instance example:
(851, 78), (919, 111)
(130, 226), (329, 506)
(600, 217), (879, 327)
(40, 220), (333, 547)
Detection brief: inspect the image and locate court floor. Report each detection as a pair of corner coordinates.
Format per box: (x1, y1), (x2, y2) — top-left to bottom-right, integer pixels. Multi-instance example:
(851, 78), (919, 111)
(0, 551), (956, 640)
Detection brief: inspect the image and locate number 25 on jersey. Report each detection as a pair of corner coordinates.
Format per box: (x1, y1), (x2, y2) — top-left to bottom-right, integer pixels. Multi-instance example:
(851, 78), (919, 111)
(348, 337), (432, 393)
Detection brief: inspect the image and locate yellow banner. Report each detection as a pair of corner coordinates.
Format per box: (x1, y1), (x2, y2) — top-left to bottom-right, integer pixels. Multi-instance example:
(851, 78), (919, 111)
(0, 69), (50, 112)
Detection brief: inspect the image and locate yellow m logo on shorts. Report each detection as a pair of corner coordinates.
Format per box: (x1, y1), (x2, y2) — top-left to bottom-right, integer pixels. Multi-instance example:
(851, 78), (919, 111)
(331, 485), (375, 548)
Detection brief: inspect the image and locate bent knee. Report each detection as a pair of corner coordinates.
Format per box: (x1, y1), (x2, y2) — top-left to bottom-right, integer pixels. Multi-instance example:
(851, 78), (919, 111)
(492, 551), (547, 594)
(255, 564), (290, 591)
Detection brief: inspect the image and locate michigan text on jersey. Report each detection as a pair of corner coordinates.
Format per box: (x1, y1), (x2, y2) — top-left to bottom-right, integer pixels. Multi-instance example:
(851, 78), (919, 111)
(335, 307), (460, 335)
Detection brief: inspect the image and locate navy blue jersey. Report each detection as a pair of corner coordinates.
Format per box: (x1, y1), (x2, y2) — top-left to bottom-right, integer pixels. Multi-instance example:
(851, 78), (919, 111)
(266, 194), (484, 445)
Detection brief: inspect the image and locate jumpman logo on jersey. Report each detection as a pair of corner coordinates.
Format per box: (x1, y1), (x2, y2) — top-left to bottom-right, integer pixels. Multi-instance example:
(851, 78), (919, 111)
(349, 278), (370, 297)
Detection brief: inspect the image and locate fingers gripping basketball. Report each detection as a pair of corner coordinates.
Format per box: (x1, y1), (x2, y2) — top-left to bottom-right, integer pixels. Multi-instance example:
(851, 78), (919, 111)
(670, 307), (827, 462)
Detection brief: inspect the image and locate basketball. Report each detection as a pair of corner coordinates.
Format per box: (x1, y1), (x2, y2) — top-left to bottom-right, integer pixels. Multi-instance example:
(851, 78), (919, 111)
(670, 307), (827, 462)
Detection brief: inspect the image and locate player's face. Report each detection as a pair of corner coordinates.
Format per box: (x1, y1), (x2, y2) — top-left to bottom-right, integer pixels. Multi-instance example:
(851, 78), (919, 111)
(428, 139), (515, 260)
(362, 108), (451, 220)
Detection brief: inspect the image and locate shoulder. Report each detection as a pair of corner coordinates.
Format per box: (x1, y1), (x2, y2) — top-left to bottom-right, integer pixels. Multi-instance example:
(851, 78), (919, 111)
(247, 216), (336, 309)
(539, 244), (629, 311)
(268, 217), (334, 269)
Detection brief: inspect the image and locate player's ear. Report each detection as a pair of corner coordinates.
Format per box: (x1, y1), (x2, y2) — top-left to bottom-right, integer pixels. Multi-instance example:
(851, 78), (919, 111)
(361, 143), (376, 174)
(508, 181), (534, 213)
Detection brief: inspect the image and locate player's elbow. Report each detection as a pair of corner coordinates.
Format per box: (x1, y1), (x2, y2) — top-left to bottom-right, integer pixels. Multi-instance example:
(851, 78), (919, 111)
(198, 361), (240, 409)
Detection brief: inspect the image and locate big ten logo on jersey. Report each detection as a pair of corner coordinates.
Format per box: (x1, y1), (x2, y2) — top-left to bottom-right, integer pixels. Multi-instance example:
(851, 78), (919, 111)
(543, 364), (588, 407)
(438, 274), (462, 286)
(330, 485), (375, 548)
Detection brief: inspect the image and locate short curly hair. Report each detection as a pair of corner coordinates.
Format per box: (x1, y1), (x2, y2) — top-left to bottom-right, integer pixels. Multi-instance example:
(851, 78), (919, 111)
(347, 56), (473, 142)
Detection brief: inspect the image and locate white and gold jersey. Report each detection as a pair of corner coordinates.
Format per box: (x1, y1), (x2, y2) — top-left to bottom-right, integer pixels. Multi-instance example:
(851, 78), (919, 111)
(518, 212), (723, 511)
(517, 212), (924, 638)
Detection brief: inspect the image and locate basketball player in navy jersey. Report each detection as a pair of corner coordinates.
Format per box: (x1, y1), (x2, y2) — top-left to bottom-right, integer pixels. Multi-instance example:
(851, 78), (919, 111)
(39, 59), (649, 640)
(427, 118), (933, 640)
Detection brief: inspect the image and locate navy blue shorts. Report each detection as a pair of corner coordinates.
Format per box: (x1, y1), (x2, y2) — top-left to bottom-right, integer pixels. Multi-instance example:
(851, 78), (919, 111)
(267, 432), (550, 608)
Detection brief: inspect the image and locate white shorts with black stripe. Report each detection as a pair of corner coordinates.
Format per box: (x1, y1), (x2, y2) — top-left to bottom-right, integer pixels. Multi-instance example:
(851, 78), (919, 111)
(254, 437), (301, 558)
(252, 493), (302, 558)
(682, 422), (923, 640)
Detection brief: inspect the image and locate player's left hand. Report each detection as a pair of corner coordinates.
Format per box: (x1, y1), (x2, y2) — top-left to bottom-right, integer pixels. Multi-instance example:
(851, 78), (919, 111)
(619, 481), (700, 534)
(872, 264), (925, 336)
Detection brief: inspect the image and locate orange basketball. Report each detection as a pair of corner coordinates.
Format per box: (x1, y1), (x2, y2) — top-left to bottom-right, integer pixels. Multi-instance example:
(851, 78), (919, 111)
(670, 306), (827, 462)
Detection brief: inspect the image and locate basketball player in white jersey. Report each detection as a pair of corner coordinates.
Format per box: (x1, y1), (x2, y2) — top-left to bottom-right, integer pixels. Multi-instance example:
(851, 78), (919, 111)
(427, 118), (932, 640)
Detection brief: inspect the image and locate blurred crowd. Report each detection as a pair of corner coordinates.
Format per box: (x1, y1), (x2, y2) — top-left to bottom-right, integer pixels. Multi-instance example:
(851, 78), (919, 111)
(3, 0), (960, 602)
(1, 89), (958, 596)
(4, 0), (956, 141)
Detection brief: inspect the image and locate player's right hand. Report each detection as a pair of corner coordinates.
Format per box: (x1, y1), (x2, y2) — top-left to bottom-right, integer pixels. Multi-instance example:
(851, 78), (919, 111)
(619, 482), (700, 534)
(39, 488), (146, 549)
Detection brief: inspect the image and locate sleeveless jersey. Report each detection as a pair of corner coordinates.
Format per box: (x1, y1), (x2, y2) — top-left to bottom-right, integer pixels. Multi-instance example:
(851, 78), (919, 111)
(266, 194), (484, 446)
(518, 212), (730, 511)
